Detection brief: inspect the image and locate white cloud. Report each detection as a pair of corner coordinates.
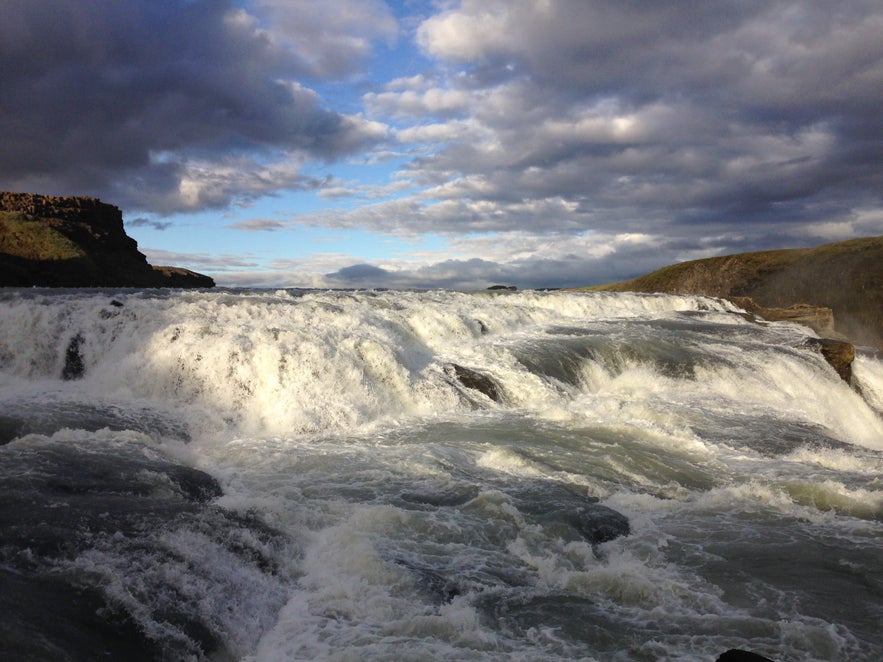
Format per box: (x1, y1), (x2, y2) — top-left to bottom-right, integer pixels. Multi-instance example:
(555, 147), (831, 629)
(250, 0), (398, 77)
(365, 86), (471, 118)
(416, 0), (513, 61)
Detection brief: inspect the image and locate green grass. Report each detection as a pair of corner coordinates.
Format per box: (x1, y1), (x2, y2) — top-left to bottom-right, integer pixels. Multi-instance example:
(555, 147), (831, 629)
(0, 212), (86, 261)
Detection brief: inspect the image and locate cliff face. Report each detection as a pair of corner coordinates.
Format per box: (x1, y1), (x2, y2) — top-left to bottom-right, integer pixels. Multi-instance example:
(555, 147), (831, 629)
(0, 192), (213, 288)
(588, 236), (883, 350)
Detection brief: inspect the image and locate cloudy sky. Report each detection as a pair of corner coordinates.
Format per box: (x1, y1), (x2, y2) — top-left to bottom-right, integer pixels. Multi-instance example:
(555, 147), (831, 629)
(2, 0), (882, 289)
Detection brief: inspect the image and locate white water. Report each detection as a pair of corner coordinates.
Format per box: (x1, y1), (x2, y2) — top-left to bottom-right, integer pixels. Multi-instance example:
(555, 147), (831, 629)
(1, 288), (881, 661)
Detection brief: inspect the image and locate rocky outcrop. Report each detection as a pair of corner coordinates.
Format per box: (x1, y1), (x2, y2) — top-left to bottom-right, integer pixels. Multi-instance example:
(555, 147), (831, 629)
(0, 191), (213, 288)
(444, 363), (502, 403)
(727, 297), (838, 337)
(588, 236), (883, 350)
(803, 337), (856, 383)
(151, 265), (216, 288)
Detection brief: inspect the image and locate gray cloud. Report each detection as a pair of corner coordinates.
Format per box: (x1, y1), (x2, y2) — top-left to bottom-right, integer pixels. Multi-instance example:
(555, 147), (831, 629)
(3, 0), (881, 290)
(366, 0), (883, 253)
(226, 218), (291, 232)
(129, 217), (173, 231)
(0, 0), (389, 212)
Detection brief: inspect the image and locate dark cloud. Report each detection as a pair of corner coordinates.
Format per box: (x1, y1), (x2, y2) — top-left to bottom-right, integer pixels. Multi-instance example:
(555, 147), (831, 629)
(375, 0), (883, 252)
(129, 217), (173, 231)
(0, 0), (388, 212)
(326, 263), (395, 284)
(3, 0), (881, 289)
(320, 250), (654, 292)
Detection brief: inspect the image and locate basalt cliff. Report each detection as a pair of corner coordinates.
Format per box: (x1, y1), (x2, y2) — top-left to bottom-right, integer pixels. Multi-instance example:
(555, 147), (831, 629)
(0, 192), (214, 288)
(586, 236), (883, 352)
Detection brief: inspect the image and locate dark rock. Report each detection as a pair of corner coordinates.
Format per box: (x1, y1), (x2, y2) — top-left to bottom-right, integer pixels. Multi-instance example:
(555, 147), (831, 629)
(151, 265), (216, 288)
(511, 481), (630, 546)
(803, 337), (855, 383)
(563, 505), (631, 545)
(0, 415), (25, 445)
(716, 649), (776, 662)
(0, 569), (162, 662)
(61, 333), (85, 380)
(392, 558), (463, 605)
(0, 437), (288, 660)
(0, 191), (214, 288)
(444, 363), (502, 402)
(487, 285), (517, 291)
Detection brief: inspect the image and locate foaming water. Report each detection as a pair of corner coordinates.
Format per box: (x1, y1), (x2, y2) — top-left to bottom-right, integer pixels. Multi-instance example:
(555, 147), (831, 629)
(0, 288), (881, 660)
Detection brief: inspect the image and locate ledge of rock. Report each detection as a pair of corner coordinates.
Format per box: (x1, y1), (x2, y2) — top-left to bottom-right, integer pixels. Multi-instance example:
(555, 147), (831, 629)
(0, 191), (214, 288)
(585, 236), (882, 351)
(726, 296), (837, 338)
(728, 297), (855, 383)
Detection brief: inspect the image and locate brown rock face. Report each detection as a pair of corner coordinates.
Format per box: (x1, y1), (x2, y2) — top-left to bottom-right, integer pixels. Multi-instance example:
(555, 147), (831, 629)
(803, 337), (856, 383)
(590, 237), (883, 350)
(0, 191), (213, 288)
(727, 297), (837, 338)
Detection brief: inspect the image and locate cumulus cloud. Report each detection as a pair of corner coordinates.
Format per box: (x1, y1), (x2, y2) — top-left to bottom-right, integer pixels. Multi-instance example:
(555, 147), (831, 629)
(379, 0), (883, 251)
(0, 0), (391, 212)
(251, 0), (397, 78)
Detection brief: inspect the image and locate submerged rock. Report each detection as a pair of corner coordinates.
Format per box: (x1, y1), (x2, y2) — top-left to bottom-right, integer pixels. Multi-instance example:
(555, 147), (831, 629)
(0, 436), (291, 660)
(716, 649), (776, 662)
(444, 363), (502, 403)
(391, 558), (464, 605)
(511, 481), (630, 546)
(61, 333), (85, 380)
(0, 568), (163, 662)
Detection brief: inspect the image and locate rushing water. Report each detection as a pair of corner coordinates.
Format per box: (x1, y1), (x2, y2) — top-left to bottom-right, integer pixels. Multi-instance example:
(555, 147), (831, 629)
(0, 288), (881, 661)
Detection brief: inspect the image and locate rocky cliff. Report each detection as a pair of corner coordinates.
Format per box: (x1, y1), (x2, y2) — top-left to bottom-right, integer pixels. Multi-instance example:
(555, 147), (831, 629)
(0, 192), (213, 288)
(587, 236), (883, 351)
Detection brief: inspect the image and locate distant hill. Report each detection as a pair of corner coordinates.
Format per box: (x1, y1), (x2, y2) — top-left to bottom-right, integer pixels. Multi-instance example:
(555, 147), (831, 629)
(0, 192), (213, 288)
(585, 236), (883, 350)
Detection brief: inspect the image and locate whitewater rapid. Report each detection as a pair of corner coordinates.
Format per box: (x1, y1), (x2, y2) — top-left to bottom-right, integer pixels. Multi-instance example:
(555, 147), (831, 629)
(0, 288), (880, 661)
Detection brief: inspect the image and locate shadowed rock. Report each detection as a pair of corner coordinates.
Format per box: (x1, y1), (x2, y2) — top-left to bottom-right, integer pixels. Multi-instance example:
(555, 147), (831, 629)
(0, 437), (290, 660)
(0, 191), (214, 288)
(61, 334), (85, 380)
(511, 481), (630, 546)
(716, 649), (776, 662)
(444, 363), (502, 403)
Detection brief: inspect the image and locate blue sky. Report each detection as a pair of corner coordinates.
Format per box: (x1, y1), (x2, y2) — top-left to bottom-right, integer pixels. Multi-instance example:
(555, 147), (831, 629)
(2, 0), (882, 288)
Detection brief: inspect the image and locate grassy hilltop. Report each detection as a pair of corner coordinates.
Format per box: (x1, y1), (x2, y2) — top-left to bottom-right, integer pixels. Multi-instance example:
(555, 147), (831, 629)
(0, 192), (214, 288)
(583, 236), (883, 350)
